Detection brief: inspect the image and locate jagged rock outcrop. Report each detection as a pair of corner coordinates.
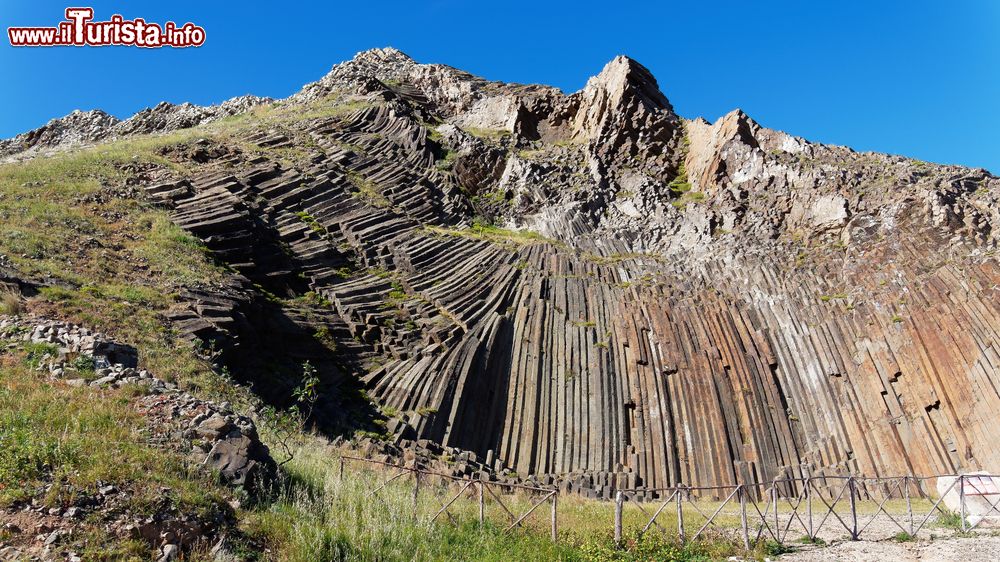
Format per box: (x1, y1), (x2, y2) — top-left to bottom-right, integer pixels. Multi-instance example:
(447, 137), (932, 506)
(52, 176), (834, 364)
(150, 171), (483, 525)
(0, 109), (120, 157)
(568, 55), (684, 168)
(113, 95), (272, 137)
(0, 95), (272, 160)
(6, 47), (1000, 501)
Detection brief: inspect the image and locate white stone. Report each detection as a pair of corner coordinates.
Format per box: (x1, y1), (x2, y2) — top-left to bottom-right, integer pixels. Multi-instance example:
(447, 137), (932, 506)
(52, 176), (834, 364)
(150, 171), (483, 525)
(936, 472), (1000, 527)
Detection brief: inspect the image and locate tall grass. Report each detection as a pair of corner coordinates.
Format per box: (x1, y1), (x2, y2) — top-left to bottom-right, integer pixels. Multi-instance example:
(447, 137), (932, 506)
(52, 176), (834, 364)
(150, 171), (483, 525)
(239, 441), (765, 561)
(243, 443), (576, 561)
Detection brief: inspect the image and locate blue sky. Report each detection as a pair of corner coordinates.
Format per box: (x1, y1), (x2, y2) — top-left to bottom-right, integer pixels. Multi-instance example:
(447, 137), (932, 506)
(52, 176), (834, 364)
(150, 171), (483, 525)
(1, 1), (998, 172)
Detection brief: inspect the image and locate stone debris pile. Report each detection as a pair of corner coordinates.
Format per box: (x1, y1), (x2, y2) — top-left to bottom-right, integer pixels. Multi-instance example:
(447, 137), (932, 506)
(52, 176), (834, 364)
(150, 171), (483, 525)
(350, 433), (647, 500)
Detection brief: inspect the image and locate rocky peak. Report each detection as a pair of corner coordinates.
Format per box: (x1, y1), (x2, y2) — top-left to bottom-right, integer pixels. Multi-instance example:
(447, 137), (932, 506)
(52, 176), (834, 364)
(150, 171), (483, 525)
(352, 46), (415, 66)
(569, 55), (683, 170)
(294, 46), (424, 103)
(336, 46), (419, 81)
(0, 109), (120, 158)
(575, 56), (675, 125)
(714, 109), (762, 148)
(0, 96), (271, 161)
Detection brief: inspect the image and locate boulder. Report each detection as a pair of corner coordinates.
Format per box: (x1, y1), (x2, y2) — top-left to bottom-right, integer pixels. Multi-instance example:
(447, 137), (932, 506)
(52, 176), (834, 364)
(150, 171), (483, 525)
(205, 433), (275, 493)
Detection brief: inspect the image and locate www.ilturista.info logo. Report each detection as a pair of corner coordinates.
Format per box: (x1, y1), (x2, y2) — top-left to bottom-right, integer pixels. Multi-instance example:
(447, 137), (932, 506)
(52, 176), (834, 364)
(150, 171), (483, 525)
(8, 8), (205, 48)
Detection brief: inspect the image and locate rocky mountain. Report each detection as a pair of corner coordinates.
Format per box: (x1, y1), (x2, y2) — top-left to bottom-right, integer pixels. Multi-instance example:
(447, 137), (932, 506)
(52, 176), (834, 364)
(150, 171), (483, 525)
(0, 95), (271, 161)
(5, 46), (1000, 499)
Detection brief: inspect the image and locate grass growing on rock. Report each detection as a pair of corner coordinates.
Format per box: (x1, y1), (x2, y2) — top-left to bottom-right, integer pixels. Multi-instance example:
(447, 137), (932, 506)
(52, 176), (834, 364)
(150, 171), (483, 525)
(0, 126), (250, 399)
(423, 222), (564, 250)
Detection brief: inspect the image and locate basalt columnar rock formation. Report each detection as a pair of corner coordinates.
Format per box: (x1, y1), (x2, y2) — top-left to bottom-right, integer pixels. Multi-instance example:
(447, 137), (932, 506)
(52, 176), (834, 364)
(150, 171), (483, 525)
(6, 47), (1000, 499)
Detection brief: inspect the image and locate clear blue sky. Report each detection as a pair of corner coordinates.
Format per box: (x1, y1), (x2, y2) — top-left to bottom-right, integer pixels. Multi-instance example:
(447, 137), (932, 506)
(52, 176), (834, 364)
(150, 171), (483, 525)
(2, 1), (997, 172)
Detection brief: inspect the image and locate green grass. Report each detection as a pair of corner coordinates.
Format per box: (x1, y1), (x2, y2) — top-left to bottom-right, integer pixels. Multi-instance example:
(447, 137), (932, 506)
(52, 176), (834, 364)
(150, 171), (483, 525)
(423, 223), (563, 249)
(462, 127), (511, 142)
(667, 164), (692, 195)
(240, 441), (773, 562)
(670, 191), (705, 210)
(347, 171), (390, 208)
(795, 535), (826, 545)
(934, 510), (964, 530)
(666, 163), (707, 210)
(0, 120), (263, 400)
(581, 252), (664, 266)
(435, 148), (460, 171)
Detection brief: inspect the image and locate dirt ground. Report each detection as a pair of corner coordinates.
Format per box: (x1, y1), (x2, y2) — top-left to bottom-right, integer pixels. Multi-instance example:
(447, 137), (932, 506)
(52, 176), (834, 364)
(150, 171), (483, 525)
(779, 535), (1000, 562)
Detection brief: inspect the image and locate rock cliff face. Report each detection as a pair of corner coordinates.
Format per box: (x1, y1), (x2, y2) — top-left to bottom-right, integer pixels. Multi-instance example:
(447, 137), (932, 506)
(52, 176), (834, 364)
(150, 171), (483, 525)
(7, 48), (1000, 498)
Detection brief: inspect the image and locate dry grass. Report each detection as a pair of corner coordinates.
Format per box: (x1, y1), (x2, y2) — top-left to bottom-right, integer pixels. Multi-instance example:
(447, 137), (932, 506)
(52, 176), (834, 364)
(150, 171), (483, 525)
(0, 288), (22, 316)
(423, 223), (564, 249)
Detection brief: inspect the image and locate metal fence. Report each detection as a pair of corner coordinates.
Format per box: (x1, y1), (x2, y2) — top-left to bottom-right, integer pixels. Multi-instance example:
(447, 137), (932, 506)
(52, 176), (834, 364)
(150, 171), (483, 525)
(339, 455), (558, 540)
(337, 456), (1000, 548)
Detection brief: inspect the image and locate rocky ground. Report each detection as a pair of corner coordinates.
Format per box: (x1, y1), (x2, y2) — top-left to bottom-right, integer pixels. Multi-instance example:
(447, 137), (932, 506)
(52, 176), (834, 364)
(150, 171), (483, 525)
(0, 316), (275, 561)
(779, 536), (1000, 562)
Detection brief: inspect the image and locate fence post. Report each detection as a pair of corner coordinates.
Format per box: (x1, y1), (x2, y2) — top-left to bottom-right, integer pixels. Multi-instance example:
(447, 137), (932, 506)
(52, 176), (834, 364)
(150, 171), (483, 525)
(904, 476), (914, 535)
(479, 481), (485, 525)
(960, 475), (967, 532)
(339, 457), (345, 482)
(848, 477), (859, 540)
(677, 484), (685, 543)
(806, 477), (814, 540)
(551, 493), (558, 542)
(412, 471), (420, 521)
(771, 479), (779, 542)
(739, 485), (750, 550)
(614, 491), (623, 544)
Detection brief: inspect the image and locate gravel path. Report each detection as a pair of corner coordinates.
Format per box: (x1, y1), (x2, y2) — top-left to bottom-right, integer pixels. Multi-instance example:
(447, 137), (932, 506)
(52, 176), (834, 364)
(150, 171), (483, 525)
(779, 536), (1000, 561)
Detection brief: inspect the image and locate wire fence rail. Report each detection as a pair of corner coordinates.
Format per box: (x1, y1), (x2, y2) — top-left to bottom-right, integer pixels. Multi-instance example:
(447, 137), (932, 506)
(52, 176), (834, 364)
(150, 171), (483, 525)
(339, 455), (559, 540)
(338, 455), (1000, 548)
